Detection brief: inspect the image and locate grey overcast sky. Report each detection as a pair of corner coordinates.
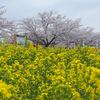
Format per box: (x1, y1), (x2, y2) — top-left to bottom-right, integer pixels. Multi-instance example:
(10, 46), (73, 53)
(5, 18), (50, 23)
(0, 0), (100, 32)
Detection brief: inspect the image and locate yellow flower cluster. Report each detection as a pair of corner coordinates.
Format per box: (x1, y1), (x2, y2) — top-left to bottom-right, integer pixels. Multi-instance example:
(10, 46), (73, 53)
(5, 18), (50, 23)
(0, 80), (13, 99)
(0, 44), (100, 99)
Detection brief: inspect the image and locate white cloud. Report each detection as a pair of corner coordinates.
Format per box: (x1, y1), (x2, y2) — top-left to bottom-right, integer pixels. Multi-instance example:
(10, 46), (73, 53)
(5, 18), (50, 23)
(1, 0), (100, 31)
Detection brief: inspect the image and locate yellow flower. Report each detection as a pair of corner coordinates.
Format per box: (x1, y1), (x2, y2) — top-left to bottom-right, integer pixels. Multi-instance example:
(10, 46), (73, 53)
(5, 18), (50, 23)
(0, 80), (13, 98)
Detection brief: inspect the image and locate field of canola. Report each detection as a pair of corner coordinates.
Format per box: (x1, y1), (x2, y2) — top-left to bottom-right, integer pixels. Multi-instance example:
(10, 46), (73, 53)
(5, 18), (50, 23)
(0, 44), (100, 100)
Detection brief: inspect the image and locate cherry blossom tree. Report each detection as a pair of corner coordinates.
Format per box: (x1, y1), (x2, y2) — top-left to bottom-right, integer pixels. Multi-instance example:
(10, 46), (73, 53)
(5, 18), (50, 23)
(20, 11), (93, 47)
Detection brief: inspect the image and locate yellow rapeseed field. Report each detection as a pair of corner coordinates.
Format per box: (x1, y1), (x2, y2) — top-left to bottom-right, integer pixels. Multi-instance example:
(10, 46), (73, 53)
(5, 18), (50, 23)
(0, 44), (100, 100)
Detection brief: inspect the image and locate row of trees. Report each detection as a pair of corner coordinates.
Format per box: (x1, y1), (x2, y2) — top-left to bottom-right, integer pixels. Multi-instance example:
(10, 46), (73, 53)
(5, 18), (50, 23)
(0, 6), (98, 47)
